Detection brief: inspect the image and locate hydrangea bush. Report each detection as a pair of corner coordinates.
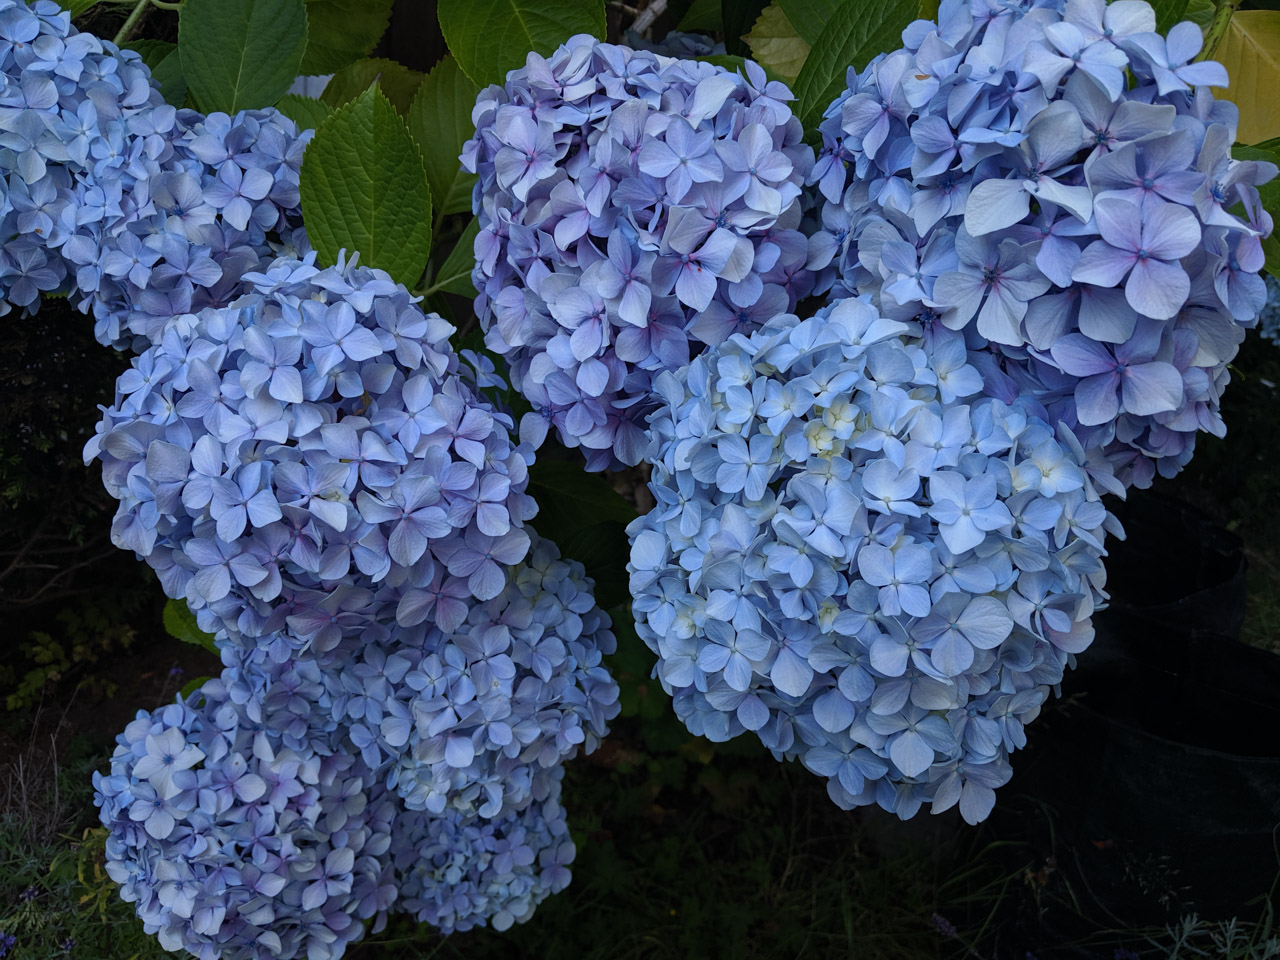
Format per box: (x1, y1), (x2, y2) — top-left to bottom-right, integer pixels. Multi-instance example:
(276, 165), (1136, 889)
(627, 301), (1112, 822)
(1, 0), (1276, 954)
(808, 0), (1275, 488)
(463, 35), (816, 470)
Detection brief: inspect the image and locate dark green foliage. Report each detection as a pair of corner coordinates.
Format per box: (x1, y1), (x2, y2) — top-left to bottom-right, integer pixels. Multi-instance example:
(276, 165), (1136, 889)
(1164, 332), (1280, 653)
(0, 298), (160, 712)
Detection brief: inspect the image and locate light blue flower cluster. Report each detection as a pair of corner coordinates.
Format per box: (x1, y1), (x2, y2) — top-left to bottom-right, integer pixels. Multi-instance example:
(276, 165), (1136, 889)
(0, 0), (310, 349)
(809, 0), (1274, 488)
(628, 300), (1114, 823)
(94, 664), (397, 960)
(210, 530), (620, 822)
(89, 254), (620, 949)
(392, 764), (575, 934)
(365, 534), (620, 820)
(462, 34), (814, 470)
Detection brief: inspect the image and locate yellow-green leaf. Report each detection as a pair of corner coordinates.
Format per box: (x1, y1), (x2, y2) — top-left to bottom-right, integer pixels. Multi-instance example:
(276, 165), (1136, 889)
(1216, 11), (1280, 145)
(745, 3), (810, 85)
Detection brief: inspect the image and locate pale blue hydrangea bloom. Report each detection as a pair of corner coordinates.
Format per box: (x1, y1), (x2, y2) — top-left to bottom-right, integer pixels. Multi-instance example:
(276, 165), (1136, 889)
(808, 0), (1274, 489)
(628, 300), (1115, 823)
(463, 35), (814, 470)
(392, 764), (576, 934)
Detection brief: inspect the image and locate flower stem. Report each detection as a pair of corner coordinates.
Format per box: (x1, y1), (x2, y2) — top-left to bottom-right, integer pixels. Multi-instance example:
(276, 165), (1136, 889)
(1199, 0), (1241, 62)
(112, 0), (150, 45)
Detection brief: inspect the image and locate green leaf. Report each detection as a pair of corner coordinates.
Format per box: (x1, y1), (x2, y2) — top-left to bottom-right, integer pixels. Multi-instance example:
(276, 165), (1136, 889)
(126, 39), (188, 107)
(438, 0), (606, 87)
(275, 93), (334, 131)
(525, 460), (637, 613)
(1216, 11), (1280, 144)
(1263, 232), (1280, 280)
(300, 86), (434, 287)
(178, 0), (309, 114)
(163, 599), (218, 656)
(676, 0), (723, 33)
(64, 0), (99, 15)
(408, 57), (481, 218)
(180, 675), (213, 699)
(723, 0), (770, 55)
(1185, 0), (1213, 29)
(777, 0), (839, 45)
(745, 3), (810, 85)
(320, 57), (425, 116)
(426, 216), (481, 295)
(527, 460), (638, 525)
(1148, 0), (1191, 35)
(300, 0), (394, 74)
(791, 0), (917, 132)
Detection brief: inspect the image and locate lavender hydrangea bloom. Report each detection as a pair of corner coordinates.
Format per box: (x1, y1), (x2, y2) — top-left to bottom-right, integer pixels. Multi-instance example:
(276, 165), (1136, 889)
(0, 0), (311, 349)
(628, 300), (1114, 823)
(85, 253), (538, 661)
(96, 534), (617, 953)
(463, 35), (814, 470)
(316, 532), (620, 820)
(94, 667), (396, 960)
(809, 0), (1275, 489)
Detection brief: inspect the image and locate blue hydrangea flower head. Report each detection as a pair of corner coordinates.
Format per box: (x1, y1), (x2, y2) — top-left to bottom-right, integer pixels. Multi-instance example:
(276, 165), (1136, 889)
(277, 530), (622, 821)
(0, 0), (311, 349)
(85, 253), (538, 662)
(391, 764), (576, 934)
(463, 35), (816, 470)
(93, 666), (396, 960)
(628, 299), (1114, 822)
(808, 0), (1275, 489)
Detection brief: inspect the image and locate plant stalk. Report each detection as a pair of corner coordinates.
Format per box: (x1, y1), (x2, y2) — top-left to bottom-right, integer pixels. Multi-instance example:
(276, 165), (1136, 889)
(1199, 0), (1241, 62)
(111, 0), (150, 44)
